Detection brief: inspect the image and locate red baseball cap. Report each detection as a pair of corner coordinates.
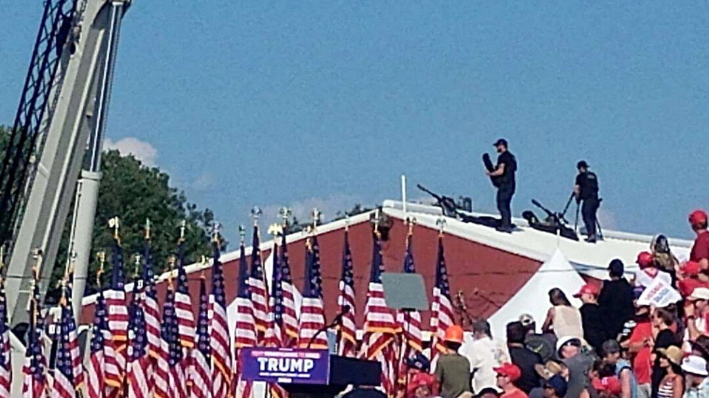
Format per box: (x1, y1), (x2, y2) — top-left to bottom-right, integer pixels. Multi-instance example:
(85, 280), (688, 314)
(690, 210), (708, 227)
(636, 251), (654, 269)
(683, 261), (702, 277)
(592, 377), (622, 395)
(494, 363), (522, 382)
(573, 283), (600, 298)
(410, 373), (436, 389)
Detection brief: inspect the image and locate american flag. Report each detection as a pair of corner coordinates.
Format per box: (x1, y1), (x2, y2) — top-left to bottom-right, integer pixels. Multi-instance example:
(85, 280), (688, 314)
(248, 225), (269, 340)
(87, 289), (108, 398)
(105, 236), (128, 389)
(153, 284), (175, 398)
(233, 238), (256, 398)
(337, 229), (357, 357)
(430, 235), (454, 356)
(190, 278), (211, 398)
(56, 294), (84, 392)
(0, 276), (11, 398)
(22, 274), (46, 398)
(279, 232), (299, 346)
(209, 235), (231, 398)
(59, 278), (84, 390)
(175, 240), (195, 350)
(125, 278), (152, 398)
(298, 236), (327, 349)
(167, 282), (188, 398)
(51, 304), (76, 398)
(396, 231), (423, 389)
(361, 231), (397, 397)
(142, 234), (161, 359)
(265, 242), (284, 348)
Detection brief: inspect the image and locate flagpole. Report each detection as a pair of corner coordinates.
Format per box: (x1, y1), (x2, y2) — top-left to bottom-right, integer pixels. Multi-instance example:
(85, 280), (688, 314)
(401, 174), (407, 216)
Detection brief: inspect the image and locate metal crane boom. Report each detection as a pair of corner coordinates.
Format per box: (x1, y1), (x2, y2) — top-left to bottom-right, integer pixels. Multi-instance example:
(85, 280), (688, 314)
(5, 0), (131, 331)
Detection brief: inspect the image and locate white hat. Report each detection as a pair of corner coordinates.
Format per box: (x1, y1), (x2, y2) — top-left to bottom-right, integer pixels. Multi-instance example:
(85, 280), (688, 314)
(556, 336), (582, 354)
(681, 355), (709, 377)
(689, 287), (709, 301)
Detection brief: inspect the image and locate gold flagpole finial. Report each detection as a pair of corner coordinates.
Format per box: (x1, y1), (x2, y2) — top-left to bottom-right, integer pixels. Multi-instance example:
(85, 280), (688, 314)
(238, 225), (246, 243)
(32, 249), (43, 277)
(279, 207), (292, 228)
(268, 223), (283, 238)
(179, 220), (186, 242)
(212, 222), (221, 243)
(251, 207), (263, 226)
(145, 218), (151, 240)
(436, 217), (447, 236)
(344, 212), (350, 231)
(134, 254), (142, 278)
(406, 216), (417, 236)
(311, 208), (322, 230)
(108, 217), (120, 240)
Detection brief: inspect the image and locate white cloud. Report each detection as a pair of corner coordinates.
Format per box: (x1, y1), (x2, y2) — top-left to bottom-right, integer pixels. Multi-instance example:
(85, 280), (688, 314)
(260, 193), (369, 228)
(188, 173), (216, 191)
(103, 137), (158, 167)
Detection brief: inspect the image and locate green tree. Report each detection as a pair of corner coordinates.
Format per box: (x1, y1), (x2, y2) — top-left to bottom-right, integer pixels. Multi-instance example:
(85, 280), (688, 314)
(0, 126), (218, 301)
(48, 149), (218, 301)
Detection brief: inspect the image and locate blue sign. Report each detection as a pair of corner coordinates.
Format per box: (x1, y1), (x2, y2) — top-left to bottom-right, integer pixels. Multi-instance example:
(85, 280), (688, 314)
(240, 347), (331, 385)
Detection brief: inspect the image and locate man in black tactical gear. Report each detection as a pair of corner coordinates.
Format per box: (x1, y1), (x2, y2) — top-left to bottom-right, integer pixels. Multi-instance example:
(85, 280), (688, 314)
(574, 160), (600, 243)
(487, 139), (517, 233)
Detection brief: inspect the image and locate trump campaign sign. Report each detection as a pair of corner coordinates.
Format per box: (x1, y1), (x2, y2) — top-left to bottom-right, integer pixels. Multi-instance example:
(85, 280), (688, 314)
(240, 347), (331, 384)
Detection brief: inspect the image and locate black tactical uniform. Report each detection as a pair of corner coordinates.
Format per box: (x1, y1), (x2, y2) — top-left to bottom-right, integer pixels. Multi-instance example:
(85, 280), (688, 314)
(575, 161), (599, 242)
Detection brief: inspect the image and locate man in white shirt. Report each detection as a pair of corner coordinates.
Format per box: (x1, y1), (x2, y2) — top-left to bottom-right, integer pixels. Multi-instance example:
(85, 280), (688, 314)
(682, 355), (709, 398)
(459, 319), (509, 394)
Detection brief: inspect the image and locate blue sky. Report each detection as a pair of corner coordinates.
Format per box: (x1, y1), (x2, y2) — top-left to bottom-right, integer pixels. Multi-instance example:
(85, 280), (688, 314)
(2, 2), (708, 244)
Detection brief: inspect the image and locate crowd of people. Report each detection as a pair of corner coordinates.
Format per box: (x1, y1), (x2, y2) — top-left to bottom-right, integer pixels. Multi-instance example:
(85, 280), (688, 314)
(401, 209), (709, 398)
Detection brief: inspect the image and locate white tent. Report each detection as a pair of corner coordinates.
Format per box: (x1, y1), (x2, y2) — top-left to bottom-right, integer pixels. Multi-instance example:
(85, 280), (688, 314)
(488, 249), (586, 341)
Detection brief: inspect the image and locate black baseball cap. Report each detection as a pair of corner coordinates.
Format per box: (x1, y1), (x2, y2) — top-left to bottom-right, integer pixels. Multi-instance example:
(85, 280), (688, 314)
(493, 138), (508, 147)
(602, 340), (621, 356)
(608, 259), (625, 277)
(577, 160), (589, 169)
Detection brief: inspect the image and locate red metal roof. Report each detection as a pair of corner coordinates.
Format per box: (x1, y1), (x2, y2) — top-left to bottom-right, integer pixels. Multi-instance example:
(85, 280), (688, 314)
(81, 217), (543, 328)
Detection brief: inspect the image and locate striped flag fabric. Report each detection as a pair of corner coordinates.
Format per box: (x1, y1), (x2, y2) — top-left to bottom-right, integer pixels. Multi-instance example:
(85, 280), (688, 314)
(142, 236), (161, 359)
(22, 275), (46, 398)
(167, 283), (188, 398)
(396, 231), (423, 379)
(125, 278), (152, 398)
(361, 231), (397, 396)
(337, 228), (357, 357)
(190, 278), (211, 398)
(298, 235), (327, 349)
(87, 289), (108, 398)
(105, 237), (128, 389)
(265, 242), (284, 348)
(430, 235), (454, 356)
(51, 303), (76, 398)
(209, 235), (231, 398)
(175, 240), (195, 350)
(153, 283), (175, 398)
(0, 276), (11, 398)
(233, 238), (256, 398)
(57, 295), (83, 391)
(279, 232), (299, 346)
(248, 225), (269, 339)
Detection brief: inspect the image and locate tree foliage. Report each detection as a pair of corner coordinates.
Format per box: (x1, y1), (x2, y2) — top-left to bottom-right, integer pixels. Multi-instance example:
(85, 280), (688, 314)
(48, 149), (218, 301)
(0, 126), (217, 301)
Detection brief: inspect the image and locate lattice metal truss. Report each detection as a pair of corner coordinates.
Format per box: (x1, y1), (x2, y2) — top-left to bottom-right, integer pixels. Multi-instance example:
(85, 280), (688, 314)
(0, 0), (77, 248)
